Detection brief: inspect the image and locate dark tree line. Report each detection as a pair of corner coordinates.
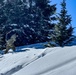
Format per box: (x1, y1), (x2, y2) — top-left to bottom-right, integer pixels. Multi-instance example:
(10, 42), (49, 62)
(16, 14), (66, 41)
(0, 0), (74, 50)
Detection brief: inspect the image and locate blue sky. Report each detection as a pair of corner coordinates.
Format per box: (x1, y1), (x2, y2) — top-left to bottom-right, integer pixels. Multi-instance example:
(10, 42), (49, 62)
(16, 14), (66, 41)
(51, 0), (76, 35)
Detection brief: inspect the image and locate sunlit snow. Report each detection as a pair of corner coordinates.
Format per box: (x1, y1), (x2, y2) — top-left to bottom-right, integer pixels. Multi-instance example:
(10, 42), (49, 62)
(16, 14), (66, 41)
(0, 43), (76, 75)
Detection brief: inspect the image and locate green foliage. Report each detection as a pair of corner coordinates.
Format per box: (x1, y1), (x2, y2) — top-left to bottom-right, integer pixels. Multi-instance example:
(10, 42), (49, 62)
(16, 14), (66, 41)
(0, 0), (57, 48)
(52, 0), (74, 47)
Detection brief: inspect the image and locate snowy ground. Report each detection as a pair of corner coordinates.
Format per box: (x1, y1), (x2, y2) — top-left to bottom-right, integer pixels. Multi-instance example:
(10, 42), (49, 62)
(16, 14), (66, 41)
(0, 43), (76, 75)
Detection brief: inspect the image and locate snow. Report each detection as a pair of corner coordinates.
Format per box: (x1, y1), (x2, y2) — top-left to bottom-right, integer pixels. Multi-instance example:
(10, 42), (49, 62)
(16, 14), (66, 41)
(10, 24), (17, 26)
(0, 43), (76, 75)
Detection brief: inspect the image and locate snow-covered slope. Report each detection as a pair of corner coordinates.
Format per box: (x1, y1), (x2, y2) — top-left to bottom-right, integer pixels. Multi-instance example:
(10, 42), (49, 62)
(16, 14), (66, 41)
(0, 44), (76, 75)
(0, 48), (46, 75)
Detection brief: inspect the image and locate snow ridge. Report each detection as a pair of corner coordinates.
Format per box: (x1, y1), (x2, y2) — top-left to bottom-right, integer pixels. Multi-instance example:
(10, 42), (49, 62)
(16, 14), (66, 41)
(0, 45), (76, 75)
(0, 48), (47, 75)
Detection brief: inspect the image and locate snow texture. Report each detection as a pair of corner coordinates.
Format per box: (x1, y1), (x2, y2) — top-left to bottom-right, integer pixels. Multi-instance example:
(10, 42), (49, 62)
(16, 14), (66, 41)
(0, 43), (76, 75)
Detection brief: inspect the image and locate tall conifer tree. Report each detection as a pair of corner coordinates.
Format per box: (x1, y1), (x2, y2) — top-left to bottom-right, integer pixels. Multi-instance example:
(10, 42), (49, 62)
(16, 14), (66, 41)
(0, 0), (57, 47)
(52, 0), (74, 46)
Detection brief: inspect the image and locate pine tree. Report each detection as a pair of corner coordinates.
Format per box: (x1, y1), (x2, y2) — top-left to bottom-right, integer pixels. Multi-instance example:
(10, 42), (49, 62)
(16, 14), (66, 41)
(32, 0), (56, 41)
(0, 0), (57, 47)
(52, 0), (74, 47)
(0, 2), (7, 50)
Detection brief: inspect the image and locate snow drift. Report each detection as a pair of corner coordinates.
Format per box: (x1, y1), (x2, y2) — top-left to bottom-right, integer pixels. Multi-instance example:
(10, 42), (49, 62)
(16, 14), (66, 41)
(0, 44), (76, 75)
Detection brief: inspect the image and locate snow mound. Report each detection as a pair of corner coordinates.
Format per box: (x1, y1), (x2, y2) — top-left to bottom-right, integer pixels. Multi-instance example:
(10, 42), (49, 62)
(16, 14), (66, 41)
(0, 44), (76, 75)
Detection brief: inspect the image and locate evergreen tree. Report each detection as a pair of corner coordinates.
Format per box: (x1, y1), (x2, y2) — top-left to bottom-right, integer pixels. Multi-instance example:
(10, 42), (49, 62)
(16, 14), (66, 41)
(52, 0), (74, 47)
(31, 0), (56, 41)
(0, 1), (7, 50)
(0, 0), (57, 47)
